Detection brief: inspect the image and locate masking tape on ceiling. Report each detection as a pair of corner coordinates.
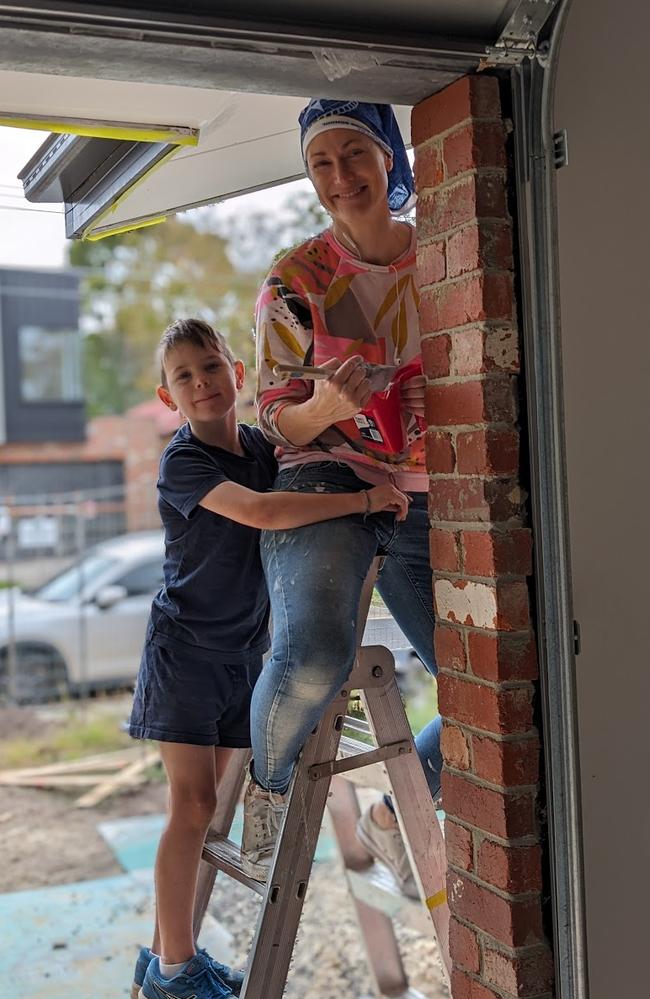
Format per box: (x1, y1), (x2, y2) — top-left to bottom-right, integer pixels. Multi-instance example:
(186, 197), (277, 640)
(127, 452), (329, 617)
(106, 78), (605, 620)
(0, 114), (198, 146)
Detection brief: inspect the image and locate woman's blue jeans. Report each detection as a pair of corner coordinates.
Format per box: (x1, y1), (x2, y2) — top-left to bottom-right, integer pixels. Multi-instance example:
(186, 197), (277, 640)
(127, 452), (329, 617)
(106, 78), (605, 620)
(250, 461), (442, 798)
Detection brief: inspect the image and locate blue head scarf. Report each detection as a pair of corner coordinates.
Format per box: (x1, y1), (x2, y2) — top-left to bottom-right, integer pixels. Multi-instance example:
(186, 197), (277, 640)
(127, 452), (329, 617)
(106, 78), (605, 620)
(298, 99), (415, 214)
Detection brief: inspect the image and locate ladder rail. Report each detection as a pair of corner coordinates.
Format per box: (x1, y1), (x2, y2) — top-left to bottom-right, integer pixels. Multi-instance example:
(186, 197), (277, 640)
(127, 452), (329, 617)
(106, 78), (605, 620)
(361, 649), (450, 971)
(239, 685), (349, 998)
(327, 774), (412, 997)
(193, 747), (249, 941)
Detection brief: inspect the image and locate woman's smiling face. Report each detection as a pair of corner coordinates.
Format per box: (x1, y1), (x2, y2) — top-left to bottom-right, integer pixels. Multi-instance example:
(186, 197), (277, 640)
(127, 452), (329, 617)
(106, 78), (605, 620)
(306, 128), (392, 224)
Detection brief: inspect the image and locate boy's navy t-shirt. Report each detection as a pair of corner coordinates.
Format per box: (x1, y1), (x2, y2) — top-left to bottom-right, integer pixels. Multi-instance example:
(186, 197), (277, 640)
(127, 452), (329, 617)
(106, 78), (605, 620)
(150, 422), (277, 661)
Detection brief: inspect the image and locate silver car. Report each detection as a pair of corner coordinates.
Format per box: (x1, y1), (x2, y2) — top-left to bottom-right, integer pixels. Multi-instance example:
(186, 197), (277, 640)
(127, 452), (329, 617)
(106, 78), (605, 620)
(0, 531), (164, 703)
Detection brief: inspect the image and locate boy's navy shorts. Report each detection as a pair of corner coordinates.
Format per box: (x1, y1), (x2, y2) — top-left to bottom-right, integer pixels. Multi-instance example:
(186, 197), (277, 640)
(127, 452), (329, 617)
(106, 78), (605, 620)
(128, 625), (264, 748)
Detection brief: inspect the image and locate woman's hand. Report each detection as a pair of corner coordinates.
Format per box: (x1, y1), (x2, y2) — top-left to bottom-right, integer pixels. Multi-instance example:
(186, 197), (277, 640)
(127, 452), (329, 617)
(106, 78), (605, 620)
(366, 484), (410, 521)
(309, 356), (373, 424)
(400, 374), (426, 418)
(275, 355), (372, 446)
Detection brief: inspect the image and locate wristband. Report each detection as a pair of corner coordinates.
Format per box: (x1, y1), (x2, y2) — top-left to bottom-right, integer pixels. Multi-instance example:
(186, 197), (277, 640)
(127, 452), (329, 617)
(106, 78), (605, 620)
(361, 489), (372, 520)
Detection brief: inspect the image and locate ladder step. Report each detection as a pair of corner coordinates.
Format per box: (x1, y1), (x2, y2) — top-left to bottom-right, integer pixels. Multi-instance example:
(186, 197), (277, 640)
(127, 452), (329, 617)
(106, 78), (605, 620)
(346, 864), (432, 935)
(336, 735), (391, 792)
(202, 833), (265, 896)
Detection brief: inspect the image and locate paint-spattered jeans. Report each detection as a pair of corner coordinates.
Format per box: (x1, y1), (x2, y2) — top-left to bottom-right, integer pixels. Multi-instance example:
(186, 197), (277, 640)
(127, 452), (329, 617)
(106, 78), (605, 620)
(250, 461), (442, 797)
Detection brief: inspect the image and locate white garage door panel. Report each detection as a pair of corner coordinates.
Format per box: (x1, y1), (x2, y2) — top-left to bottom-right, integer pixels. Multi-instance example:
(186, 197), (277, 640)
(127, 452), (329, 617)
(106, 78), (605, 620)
(554, 1), (650, 995)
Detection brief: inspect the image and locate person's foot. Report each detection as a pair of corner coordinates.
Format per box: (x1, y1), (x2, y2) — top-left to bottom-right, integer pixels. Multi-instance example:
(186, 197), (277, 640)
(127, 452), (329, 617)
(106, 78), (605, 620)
(132, 947), (243, 998)
(132, 946), (154, 999)
(356, 804), (419, 899)
(240, 777), (287, 881)
(139, 952), (234, 999)
(198, 950), (244, 996)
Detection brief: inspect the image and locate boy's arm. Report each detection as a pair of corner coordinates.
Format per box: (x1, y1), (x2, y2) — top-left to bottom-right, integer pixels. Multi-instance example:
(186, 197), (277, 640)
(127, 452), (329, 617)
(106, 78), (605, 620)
(198, 480), (408, 529)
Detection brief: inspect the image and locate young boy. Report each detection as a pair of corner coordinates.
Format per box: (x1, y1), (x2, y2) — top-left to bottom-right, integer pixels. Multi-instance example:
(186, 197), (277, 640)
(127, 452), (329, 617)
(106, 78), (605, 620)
(128, 318), (409, 999)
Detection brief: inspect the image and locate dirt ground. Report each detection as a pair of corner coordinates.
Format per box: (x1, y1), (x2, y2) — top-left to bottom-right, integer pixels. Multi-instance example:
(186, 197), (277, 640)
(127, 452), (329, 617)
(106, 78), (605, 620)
(0, 704), (447, 998)
(0, 781), (167, 892)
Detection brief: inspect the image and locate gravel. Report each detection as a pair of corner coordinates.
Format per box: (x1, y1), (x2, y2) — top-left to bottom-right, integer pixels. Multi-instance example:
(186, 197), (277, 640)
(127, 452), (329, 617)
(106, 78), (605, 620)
(210, 859), (449, 998)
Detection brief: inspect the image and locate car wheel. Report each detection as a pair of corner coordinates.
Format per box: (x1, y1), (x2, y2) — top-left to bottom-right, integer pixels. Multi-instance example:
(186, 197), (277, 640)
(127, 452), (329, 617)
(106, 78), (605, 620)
(0, 644), (69, 705)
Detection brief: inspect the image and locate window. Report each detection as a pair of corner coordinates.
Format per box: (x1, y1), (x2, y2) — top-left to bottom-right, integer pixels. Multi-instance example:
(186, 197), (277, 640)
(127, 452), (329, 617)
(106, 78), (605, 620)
(117, 560), (164, 597)
(19, 325), (82, 402)
(37, 556), (119, 602)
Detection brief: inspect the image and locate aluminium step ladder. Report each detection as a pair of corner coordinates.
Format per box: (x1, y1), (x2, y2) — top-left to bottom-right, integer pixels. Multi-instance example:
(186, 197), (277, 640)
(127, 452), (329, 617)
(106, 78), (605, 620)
(327, 713), (450, 999)
(192, 564), (450, 998)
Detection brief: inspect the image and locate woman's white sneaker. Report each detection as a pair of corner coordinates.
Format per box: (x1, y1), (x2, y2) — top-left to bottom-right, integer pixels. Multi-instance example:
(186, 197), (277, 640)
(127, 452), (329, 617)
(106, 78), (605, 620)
(356, 804), (419, 899)
(240, 778), (287, 881)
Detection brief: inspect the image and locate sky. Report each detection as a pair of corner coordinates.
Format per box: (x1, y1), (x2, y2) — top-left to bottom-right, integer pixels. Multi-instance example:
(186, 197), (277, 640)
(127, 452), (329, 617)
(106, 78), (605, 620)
(0, 127), (67, 268)
(0, 126), (312, 270)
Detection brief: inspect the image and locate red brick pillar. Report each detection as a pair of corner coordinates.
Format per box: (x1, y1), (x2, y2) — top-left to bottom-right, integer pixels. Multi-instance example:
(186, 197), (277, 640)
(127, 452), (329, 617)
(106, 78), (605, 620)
(413, 77), (555, 998)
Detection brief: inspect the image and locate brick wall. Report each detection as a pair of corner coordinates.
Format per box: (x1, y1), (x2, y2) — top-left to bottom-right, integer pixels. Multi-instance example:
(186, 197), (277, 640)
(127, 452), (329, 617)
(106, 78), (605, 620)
(413, 76), (555, 998)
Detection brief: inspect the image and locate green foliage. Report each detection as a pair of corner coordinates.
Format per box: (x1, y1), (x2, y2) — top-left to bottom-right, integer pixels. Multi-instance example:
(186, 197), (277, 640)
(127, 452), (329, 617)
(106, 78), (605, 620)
(69, 191), (329, 417)
(218, 188), (329, 272)
(70, 216), (264, 415)
(0, 702), (133, 769)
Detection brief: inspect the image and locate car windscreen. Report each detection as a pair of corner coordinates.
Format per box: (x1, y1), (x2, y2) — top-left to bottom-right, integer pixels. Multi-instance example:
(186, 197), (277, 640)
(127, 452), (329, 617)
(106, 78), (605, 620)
(35, 555), (120, 602)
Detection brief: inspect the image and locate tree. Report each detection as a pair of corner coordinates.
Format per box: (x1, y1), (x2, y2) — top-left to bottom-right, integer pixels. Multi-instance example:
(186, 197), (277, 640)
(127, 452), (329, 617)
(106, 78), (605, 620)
(69, 216), (263, 415)
(216, 187), (329, 272)
(69, 191), (329, 417)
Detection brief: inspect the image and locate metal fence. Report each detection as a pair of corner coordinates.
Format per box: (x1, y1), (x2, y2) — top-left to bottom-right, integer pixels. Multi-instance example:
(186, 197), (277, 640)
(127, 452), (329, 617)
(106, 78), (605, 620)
(1, 485), (129, 565)
(0, 484), (424, 708)
(0, 483), (160, 705)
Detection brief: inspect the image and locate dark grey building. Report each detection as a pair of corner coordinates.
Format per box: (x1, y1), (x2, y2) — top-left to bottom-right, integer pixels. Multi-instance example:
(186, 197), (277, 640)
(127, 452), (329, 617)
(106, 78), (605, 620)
(0, 267), (84, 444)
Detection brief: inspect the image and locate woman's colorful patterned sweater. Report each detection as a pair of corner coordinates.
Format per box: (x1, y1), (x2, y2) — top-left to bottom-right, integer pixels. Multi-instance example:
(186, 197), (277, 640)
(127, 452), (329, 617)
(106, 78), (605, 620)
(255, 227), (427, 492)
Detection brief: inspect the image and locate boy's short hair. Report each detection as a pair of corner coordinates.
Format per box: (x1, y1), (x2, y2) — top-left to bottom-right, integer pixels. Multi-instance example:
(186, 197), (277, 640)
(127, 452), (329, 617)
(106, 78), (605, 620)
(158, 319), (236, 386)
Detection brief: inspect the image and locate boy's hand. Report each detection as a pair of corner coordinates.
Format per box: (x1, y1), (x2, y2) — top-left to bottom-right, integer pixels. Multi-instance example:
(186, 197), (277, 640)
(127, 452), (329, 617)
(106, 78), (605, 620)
(366, 484), (411, 521)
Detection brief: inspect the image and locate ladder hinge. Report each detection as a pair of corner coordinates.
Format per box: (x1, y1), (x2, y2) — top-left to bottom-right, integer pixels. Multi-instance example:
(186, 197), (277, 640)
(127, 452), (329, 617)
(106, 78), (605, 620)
(553, 129), (569, 168)
(573, 619), (581, 656)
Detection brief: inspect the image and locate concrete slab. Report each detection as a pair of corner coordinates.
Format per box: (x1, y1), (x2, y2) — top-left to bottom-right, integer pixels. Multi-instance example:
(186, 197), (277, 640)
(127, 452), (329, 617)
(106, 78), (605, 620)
(0, 805), (339, 999)
(0, 869), (233, 999)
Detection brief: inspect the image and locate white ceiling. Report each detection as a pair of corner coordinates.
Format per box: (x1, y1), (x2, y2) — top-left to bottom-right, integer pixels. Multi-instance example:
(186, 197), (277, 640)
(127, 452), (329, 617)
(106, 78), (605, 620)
(0, 70), (235, 126)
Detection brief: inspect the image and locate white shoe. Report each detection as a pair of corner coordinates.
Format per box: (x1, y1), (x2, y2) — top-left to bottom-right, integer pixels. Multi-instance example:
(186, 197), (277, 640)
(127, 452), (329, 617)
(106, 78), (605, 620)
(356, 805), (419, 899)
(240, 778), (287, 881)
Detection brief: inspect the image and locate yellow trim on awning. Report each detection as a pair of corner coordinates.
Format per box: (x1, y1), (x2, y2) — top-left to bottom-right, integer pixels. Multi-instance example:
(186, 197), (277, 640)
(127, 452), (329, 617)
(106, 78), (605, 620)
(81, 144), (182, 240)
(0, 113), (198, 146)
(84, 215), (167, 242)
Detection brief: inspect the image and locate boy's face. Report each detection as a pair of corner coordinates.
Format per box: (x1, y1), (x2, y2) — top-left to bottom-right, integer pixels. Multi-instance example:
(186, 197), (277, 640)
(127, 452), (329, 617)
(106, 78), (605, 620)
(157, 341), (244, 425)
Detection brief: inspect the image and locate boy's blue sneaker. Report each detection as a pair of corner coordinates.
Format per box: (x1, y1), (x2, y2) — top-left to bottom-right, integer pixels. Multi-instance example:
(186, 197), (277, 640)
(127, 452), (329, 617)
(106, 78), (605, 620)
(132, 947), (154, 999)
(198, 950), (244, 996)
(139, 952), (236, 999)
(132, 947), (243, 998)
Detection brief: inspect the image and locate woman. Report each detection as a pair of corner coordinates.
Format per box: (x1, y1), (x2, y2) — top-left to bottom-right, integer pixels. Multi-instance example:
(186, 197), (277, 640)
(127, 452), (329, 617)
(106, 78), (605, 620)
(241, 100), (442, 897)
